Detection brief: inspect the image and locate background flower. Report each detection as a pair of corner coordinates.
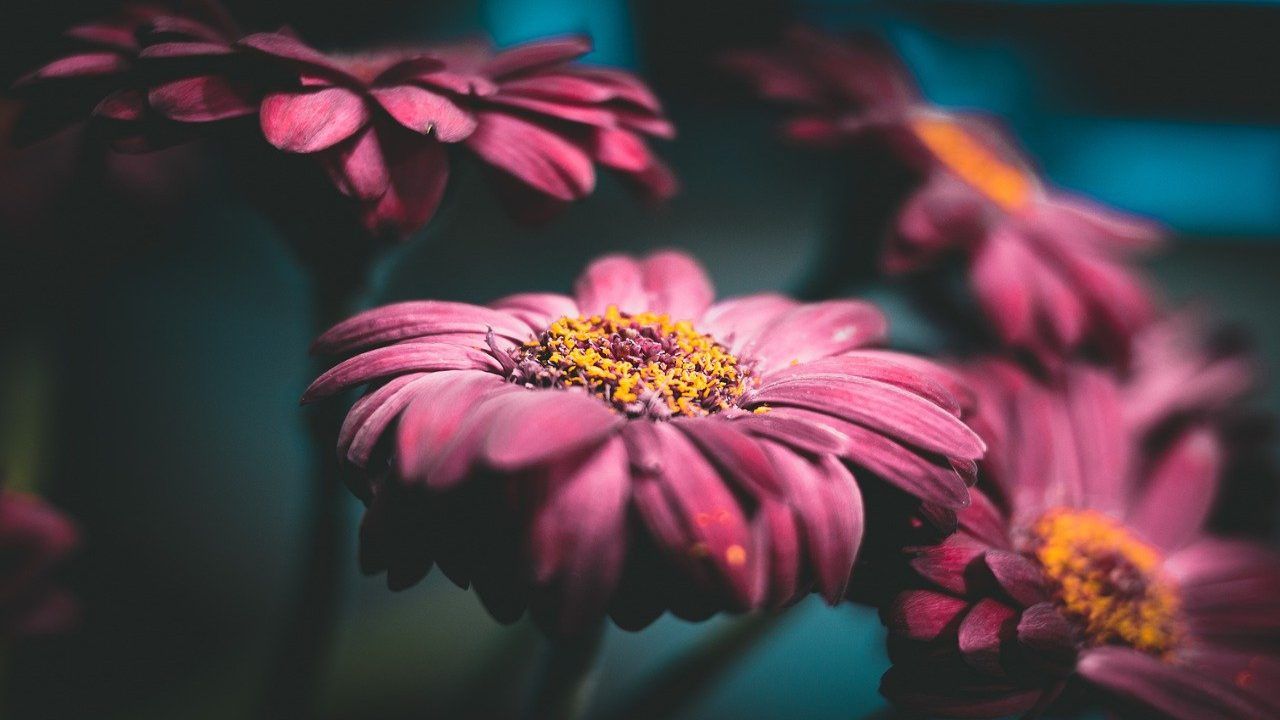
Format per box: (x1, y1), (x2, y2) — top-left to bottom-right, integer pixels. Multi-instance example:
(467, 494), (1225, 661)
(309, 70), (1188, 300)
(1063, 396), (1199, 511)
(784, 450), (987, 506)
(304, 250), (983, 633)
(880, 361), (1280, 718)
(0, 490), (79, 637)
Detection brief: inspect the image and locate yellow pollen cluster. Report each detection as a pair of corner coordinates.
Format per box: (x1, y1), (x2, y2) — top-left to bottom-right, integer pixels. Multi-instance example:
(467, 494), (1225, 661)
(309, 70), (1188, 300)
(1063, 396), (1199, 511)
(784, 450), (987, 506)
(1029, 508), (1182, 657)
(910, 116), (1034, 212)
(517, 306), (750, 418)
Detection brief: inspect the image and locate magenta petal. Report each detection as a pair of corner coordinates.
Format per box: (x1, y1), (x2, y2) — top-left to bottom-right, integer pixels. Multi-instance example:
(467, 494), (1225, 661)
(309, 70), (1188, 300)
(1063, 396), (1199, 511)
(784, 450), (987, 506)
(743, 300), (888, 374)
(237, 32), (356, 82)
(302, 341), (500, 402)
(467, 111), (595, 201)
(760, 355), (962, 417)
(1016, 602), (1078, 675)
(911, 533), (991, 595)
(731, 411), (848, 457)
(487, 94), (619, 128)
(65, 23), (138, 52)
(565, 67), (663, 112)
(481, 390), (621, 469)
(138, 41), (235, 59)
(1062, 366), (1131, 515)
(884, 590), (969, 642)
(149, 75), (257, 122)
(1165, 538), (1280, 639)
(879, 666), (1044, 720)
(959, 599), (1017, 676)
(489, 292), (579, 332)
(14, 52), (127, 87)
(313, 301), (530, 354)
(94, 89), (146, 121)
(370, 85), (477, 142)
(395, 373), (510, 481)
(1078, 647), (1274, 720)
(843, 349), (977, 413)
(1127, 427), (1219, 551)
(322, 126), (391, 201)
(529, 437), (629, 632)
(984, 550), (1048, 607)
(673, 418), (781, 497)
(337, 372), (429, 466)
(260, 87), (369, 153)
(361, 131), (450, 238)
(640, 250), (715, 320)
(747, 376), (986, 460)
(698, 294), (798, 354)
(573, 254), (646, 315)
(755, 498), (802, 609)
(958, 491), (1011, 549)
(971, 228), (1038, 347)
(500, 73), (617, 105)
(482, 35), (593, 79)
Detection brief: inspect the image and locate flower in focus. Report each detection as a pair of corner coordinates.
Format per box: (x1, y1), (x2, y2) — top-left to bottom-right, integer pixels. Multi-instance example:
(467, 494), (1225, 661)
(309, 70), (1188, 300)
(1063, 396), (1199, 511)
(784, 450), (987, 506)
(0, 491), (79, 637)
(725, 27), (1165, 368)
(304, 250), (984, 633)
(879, 361), (1280, 718)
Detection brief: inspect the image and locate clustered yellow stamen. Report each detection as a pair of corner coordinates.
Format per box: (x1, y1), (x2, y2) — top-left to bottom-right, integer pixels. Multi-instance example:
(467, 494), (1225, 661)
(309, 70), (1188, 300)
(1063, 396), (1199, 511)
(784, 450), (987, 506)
(1028, 508), (1183, 657)
(508, 305), (752, 419)
(910, 116), (1034, 212)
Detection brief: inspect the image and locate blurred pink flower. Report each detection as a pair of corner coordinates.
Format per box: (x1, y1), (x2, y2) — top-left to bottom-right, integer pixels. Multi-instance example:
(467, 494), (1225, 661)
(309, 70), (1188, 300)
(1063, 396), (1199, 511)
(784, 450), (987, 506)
(304, 250), (984, 633)
(880, 361), (1280, 718)
(0, 491), (79, 637)
(725, 27), (1165, 368)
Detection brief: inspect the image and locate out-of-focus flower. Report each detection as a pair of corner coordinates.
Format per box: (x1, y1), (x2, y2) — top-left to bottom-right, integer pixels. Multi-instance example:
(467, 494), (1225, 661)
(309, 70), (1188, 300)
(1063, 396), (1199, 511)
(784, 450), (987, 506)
(0, 491), (79, 637)
(879, 361), (1280, 719)
(1125, 310), (1258, 440)
(304, 250), (984, 633)
(725, 27), (1165, 368)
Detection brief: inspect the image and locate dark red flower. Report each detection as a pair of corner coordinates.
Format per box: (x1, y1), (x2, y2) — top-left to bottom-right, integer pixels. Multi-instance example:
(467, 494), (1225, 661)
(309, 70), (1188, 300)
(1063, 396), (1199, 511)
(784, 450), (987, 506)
(879, 362), (1280, 719)
(0, 491), (79, 637)
(726, 27), (1164, 368)
(304, 250), (984, 633)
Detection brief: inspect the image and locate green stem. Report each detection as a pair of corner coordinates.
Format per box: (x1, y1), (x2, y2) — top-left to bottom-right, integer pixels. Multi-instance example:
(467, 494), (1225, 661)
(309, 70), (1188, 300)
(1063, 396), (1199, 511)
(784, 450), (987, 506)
(609, 612), (787, 720)
(522, 624), (607, 720)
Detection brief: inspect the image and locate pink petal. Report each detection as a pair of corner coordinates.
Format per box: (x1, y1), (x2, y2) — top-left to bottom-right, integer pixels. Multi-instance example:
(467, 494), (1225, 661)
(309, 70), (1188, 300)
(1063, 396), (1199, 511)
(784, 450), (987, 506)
(338, 372), (430, 466)
(487, 94), (619, 128)
(760, 355), (962, 417)
(529, 437), (629, 632)
(1128, 427), (1219, 551)
(14, 52), (127, 87)
(957, 490), (1011, 549)
(321, 126), (391, 200)
(730, 411), (848, 457)
(1062, 366), (1130, 514)
(260, 87), (369, 153)
(138, 41), (234, 59)
(845, 349), (977, 413)
(467, 111), (595, 201)
(312, 301), (530, 355)
(958, 599), (1017, 676)
(746, 376), (986, 459)
(673, 418), (781, 497)
(360, 131), (451, 238)
(1016, 602), (1078, 675)
(910, 533), (991, 595)
(500, 73), (617, 104)
(238, 32), (355, 83)
(971, 228), (1038, 347)
(65, 23), (138, 52)
(417, 70), (498, 97)
(481, 35), (592, 79)
(984, 550), (1048, 607)
(1079, 647), (1274, 720)
(94, 89), (146, 121)
(395, 373), (510, 481)
(698, 294), (798, 355)
(754, 498), (802, 609)
(640, 250), (715, 320)
(583, 126), (652, 173)
(370, 85), (477, 142)
(149, 75), (256, 122)
(884, 590), (969, 642)
(573, 254), (646, 315)
(741, 300), (888, 374)
(489, 292), (579, 332)
(302, 341), (500, 402)
(481, 389), (622, 469)
(565, 67), (663, 112)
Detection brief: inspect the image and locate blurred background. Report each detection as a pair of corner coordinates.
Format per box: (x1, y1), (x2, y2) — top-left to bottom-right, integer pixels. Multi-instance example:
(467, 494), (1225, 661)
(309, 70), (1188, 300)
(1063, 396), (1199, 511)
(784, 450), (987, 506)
(2, 1), (1279, 718)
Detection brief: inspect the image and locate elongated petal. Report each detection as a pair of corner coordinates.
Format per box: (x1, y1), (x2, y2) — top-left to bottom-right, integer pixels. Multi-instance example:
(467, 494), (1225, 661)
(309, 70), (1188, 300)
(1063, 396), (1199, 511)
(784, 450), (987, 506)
(698, 294), (798, 354)
(640, 250), (715, 320)
(238, 32), (357, 83)
(959, 599), (1017, 676)
(482, 36), (592, 79)
(743, 300), (888, 374)
(338, 372), (429, 466)
(984, 550), (1047, 607)
(395, 373), (510, 480)
(1128, 427), (1219, 551)
(910, 533), (991, 595)
(14, 53), (127, 87)
(884, 590), (969, 642)
(371, 85), (476, 141)
(321, 126), (391, 201)
(1079, 647), (1275, 720)
(760, 355), (961, 417)
(302, 341), (500, 402)
(674, 418), (781, 497)
(149, 75), (256, 122)
(361, 130), (450, 238)
(573, 254), (646, 315)
(467, 112), (595, 201)
(481, 389), (621, 469)
(489, 293), (579, 331)
(260, 87), (369, 153)
(313, 301), (530, 354)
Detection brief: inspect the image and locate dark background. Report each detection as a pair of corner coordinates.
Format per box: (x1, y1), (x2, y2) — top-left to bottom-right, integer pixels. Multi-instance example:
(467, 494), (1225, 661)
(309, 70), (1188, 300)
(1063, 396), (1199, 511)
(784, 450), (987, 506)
(2, 1), (1279, 718)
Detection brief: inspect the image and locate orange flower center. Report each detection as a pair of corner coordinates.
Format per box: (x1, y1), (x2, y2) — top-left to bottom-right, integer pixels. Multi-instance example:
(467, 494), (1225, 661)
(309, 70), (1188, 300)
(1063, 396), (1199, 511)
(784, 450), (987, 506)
(909, 115), (1034, 212)
(508, 306), (753, 419)
(1028, 508), (1182, 657)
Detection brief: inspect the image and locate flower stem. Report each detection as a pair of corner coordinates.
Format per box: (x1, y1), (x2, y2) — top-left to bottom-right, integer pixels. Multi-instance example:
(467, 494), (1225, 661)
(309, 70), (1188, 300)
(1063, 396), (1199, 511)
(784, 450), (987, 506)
(259, 272), (364, 720)
(608, 612), (787, 720)
(522, 624), (607, 720)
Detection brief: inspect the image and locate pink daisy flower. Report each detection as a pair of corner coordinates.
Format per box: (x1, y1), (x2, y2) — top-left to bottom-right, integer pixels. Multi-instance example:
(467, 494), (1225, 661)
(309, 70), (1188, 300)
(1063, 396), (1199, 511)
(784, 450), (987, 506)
(0, 491), (80, 637)
(303, 250), (984, 633)
(725, 27), (1165, 368)
(880, 361), (1280, 718)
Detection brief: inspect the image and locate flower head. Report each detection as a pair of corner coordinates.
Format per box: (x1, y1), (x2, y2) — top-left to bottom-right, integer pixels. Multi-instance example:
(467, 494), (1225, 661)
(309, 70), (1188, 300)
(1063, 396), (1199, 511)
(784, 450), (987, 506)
(726, 27), (1165, 368)
(0, 491), (80, 637)
(879, 362), (1280, 718)
(305, 250), (984, 633)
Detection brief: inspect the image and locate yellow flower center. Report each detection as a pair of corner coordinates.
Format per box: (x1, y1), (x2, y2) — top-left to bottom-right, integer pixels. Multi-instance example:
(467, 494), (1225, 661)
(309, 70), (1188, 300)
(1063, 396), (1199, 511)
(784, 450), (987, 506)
(508, 305), (751, 419)
(1028, 508), (1182, 657)
(909, 115), (1034, 212)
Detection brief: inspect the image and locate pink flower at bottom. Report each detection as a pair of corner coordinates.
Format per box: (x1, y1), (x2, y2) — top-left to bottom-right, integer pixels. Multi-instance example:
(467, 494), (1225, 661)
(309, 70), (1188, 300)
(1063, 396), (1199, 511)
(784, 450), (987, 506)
(304, 250), (985, 633)
(0, 491), (80, 637)
(880, 362), (1280, 719)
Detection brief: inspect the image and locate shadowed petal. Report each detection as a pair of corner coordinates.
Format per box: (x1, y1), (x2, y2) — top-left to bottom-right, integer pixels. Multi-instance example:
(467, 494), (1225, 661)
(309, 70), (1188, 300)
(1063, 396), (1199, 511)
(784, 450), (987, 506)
(14, 53), (127, 87)
(1128, 427), (1219, 551)
(322, 126), (391, 201)
(984, 550), (1048, 607)
(312, 301), (530, 354)
(1079, 647), (1274, 720)
(482, 35), (592, 78)
(959, 599), (1017, 676)
(260, 87), (369, 152)
(338, 372), (430, 466)
(911, 533), (991, 595)
(150, 75), (257, 122)
(303, 341), (500, 402)
(674, 418), (781, 497)
(883, 590), (969, 642)
(467, 111), (595, 201)
(1016, 602), (1078, 675)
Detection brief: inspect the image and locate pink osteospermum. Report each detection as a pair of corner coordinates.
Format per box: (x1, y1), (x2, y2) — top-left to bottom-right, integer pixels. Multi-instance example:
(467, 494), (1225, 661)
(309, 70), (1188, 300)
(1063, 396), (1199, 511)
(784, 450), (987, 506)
(725, 27), (1165, 368)
(304, 250), (984, 633)
(880, 361), (1280, 719)
(0, 491), (80, 637)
